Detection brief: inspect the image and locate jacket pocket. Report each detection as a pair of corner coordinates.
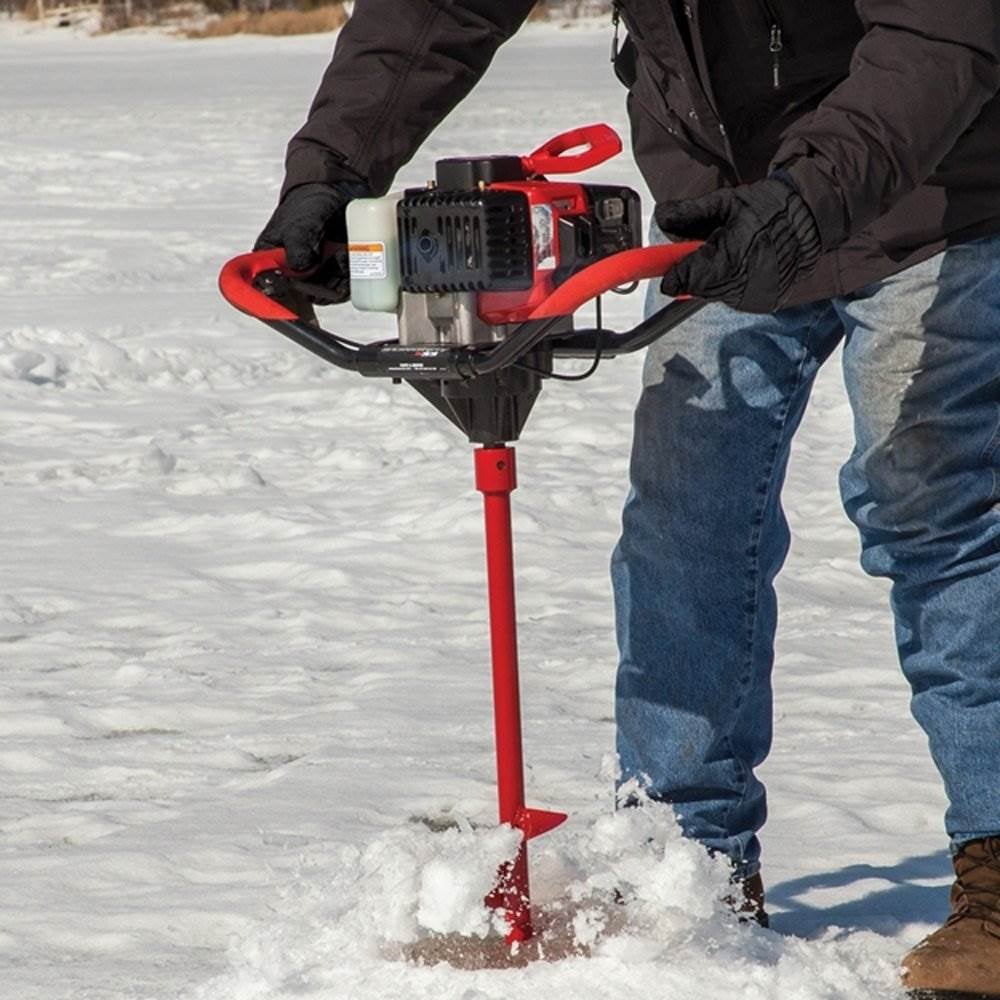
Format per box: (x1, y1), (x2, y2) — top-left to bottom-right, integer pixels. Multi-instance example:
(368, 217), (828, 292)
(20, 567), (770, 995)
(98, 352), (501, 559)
(613, 34), (639, 89)
(629, 64), (693, 145)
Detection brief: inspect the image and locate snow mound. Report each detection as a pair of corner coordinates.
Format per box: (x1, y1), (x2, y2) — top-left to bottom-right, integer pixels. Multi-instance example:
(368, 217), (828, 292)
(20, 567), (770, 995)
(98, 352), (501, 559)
(187, 805), (904, 1000)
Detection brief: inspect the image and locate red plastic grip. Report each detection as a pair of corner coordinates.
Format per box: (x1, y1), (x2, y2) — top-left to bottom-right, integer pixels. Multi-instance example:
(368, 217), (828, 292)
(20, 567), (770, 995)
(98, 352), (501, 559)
(521, 123), (623, 176)
(218, 248), (299, 322)
(220, 241), (702, 327)
(528, 242), (702, 320)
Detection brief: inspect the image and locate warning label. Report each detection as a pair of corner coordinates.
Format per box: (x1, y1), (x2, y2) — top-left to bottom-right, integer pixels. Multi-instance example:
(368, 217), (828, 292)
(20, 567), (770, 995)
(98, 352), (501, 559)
(349, 242), (388, 280)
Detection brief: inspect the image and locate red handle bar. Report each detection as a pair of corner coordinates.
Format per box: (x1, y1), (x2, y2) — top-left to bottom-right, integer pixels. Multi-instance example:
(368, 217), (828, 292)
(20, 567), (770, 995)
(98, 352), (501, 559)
(528, 243), (698, 319)
(218, 247), (300, 322)
(218, 242), (700, 324)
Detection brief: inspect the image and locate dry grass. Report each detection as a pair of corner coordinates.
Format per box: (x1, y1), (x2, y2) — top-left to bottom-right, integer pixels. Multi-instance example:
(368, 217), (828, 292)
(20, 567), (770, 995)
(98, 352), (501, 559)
(186, 2), (346, 37)
(529, 0), (612, 18)
(400, 901), (627, 970)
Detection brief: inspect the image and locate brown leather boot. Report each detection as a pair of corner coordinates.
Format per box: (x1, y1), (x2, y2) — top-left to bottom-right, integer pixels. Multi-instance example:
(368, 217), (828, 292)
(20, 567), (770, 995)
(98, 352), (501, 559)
(902, 837), (1000, 999)
(727, 871), (769, 928)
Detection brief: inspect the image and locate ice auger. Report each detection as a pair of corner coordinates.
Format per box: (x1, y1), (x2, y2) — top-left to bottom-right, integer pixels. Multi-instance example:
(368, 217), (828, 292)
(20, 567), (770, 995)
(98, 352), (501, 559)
(220, 124), (700, 947)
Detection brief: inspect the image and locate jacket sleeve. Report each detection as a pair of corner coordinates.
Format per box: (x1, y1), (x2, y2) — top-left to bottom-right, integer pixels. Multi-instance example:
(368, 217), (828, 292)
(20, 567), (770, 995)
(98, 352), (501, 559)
(770, 0), (1000, 249)
(280, 0), (536, 199)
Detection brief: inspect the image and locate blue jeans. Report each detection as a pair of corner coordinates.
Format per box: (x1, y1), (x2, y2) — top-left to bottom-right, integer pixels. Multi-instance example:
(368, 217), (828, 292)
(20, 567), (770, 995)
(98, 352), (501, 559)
(612, 235), (1000, 875)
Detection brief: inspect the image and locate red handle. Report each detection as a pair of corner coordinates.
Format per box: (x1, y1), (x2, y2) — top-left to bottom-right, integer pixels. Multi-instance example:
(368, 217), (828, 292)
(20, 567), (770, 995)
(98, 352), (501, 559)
(521, 123), (622, 176)
(218, 247), (299, 322)
(528, 242), (701, 320)
(219, 241), (701, 325)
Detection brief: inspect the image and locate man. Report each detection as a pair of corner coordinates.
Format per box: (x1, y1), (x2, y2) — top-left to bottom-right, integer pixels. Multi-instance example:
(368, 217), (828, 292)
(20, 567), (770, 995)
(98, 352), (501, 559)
(256, 2), (1000, 994)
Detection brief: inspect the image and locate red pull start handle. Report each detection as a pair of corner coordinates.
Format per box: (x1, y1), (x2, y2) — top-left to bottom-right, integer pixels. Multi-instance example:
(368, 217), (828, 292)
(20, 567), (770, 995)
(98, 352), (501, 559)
(521, 123), (622, 176)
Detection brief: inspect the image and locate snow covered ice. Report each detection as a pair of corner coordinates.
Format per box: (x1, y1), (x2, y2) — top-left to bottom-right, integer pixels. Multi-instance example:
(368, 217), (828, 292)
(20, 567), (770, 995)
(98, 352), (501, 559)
(0, 19), (953, 1000)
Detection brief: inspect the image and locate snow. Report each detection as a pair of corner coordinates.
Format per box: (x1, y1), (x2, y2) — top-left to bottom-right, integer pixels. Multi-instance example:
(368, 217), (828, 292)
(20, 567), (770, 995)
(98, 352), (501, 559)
(1, 21), (950, 1000)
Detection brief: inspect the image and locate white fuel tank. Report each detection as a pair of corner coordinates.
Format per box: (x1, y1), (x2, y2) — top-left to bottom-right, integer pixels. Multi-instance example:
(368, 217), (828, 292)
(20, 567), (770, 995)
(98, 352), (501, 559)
(346, 195), (403, 313)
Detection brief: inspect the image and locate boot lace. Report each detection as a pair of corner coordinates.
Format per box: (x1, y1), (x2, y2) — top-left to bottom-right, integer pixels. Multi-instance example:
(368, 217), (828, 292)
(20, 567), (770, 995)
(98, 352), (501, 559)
(948, 837), (1000, 930)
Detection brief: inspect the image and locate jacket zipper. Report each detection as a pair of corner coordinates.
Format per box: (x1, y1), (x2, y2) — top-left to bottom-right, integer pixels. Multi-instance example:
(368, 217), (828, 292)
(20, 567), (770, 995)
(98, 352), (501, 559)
(769, 24), (783, 90)
(755, 0), (785, 89)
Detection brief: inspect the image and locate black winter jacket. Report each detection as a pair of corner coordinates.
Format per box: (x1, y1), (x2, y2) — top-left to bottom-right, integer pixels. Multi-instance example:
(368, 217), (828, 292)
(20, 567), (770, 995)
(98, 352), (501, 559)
(281, 0), (1000, 305)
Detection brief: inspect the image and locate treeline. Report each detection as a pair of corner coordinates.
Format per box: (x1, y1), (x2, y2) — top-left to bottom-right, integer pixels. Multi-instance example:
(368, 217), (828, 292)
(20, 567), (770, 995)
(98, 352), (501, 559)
(11, 0), (346, 31)
(5, 0), (612, 34)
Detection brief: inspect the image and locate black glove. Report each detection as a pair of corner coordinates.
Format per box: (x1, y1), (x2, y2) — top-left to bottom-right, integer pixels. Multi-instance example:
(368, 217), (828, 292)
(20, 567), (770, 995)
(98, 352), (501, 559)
(657, 177), (822, 314)
(255, 182), (361, 305)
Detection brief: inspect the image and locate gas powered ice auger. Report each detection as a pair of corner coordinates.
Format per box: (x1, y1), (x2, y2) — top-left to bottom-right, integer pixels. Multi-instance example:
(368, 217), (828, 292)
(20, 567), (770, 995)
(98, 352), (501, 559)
(219, 123), (701, 948)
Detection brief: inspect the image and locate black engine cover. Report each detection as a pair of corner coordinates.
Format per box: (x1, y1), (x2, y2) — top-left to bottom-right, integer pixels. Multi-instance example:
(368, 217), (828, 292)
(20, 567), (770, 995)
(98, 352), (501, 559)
(398, 189), (534, 294)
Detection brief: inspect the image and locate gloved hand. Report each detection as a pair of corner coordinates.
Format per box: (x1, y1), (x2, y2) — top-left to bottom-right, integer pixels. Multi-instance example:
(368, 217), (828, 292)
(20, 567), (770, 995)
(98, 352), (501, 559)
(657, 177), (822, 314)
(254, 182), (360, 305)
